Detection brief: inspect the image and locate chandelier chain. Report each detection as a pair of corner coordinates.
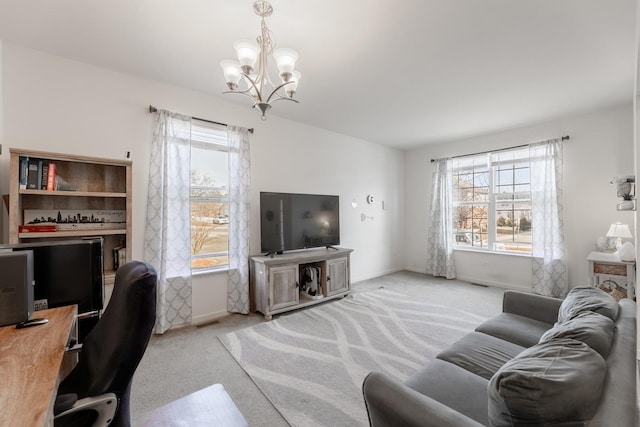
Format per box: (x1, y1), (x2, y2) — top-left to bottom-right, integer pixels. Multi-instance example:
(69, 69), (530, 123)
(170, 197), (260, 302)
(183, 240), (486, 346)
(258, 16), (274, 55)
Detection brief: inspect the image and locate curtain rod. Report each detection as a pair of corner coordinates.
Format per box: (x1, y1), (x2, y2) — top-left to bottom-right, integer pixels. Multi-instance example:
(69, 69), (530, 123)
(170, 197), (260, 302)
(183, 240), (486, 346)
(430, 135), (569, 163)
(148, 105), (254, 134)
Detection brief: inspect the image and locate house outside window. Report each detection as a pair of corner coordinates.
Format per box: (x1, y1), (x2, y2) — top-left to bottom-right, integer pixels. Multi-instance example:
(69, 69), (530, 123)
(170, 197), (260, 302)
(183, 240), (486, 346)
(452, 147), (532, 254)
(190, 120), (229, 270)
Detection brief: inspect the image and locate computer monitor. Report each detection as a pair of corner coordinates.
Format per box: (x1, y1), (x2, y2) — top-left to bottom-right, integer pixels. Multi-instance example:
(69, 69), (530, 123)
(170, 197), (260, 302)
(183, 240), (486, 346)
(0, 250), (34, 326)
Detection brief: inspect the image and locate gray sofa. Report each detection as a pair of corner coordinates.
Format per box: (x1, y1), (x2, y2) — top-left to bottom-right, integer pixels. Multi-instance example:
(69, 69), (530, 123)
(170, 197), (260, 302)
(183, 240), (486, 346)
(362, 287), (638, 426)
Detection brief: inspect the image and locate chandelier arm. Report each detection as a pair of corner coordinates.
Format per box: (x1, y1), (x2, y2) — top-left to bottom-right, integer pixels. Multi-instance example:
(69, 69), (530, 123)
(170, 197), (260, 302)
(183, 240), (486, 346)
(222, 90), (262, 103)
(265, 81), (295, 104)
(268, 97), (300, 105)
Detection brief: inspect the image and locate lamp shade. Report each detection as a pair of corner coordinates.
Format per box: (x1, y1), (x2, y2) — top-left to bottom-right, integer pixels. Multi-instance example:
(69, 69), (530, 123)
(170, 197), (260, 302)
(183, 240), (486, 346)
(273, 48), (299, 78)
(220, 60), (242, 87)
(606, 223), (633, 239)
(286, 71), (301, 96)
(233, 40), (260, 69)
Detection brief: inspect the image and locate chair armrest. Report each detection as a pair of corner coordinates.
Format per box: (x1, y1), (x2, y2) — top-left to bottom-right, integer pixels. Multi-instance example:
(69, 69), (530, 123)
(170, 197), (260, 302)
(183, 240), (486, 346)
(502, 290), (562, 325)
(362, 372), (484, 427)
(54, 393), (118, 427)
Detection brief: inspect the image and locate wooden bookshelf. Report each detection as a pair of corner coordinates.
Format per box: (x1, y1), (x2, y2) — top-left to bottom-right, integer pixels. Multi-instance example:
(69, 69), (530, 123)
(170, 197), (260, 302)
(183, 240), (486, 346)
(8, 148), (132, 286)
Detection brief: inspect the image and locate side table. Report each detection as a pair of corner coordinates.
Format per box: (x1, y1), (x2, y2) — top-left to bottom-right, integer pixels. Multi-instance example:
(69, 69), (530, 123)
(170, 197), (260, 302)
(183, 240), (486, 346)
(587, 251), (636, 300)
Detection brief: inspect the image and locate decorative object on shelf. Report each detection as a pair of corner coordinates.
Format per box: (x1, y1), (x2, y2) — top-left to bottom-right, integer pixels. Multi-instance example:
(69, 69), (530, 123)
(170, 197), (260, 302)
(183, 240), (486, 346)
(618, 241), (635, 262)
(610, 175), (635, 211)
(23, 209), (126, 230)
(605, 222), (633, 252)
(596, 236), (610, 252)
(220, 0), (301, 121)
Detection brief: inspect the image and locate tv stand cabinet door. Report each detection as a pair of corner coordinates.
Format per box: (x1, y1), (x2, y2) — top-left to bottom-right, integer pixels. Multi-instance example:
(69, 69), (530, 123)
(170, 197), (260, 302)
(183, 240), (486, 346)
(326, 257), (349, 297)
(269, 264), (299, 312)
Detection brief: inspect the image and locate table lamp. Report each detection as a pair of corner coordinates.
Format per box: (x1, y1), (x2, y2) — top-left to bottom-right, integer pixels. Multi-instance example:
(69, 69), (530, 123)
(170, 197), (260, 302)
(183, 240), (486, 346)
(606, 222), (633, 252)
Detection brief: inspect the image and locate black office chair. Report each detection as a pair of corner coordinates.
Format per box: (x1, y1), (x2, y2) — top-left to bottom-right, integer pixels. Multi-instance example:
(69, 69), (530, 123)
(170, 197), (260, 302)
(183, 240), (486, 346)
(54, 260), (158, 427)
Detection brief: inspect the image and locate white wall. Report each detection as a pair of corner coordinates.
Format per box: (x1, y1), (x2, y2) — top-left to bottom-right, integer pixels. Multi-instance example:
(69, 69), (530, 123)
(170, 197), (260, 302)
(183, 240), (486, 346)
(0, 43), (405, 323)
(404, 105), (635, 291)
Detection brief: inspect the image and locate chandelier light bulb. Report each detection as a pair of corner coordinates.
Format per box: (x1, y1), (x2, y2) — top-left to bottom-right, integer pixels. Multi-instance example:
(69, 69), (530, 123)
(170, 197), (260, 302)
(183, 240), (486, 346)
(219, 60), (242, 90)
(273, 48), (299, 81)
(233, 40), (260, 73)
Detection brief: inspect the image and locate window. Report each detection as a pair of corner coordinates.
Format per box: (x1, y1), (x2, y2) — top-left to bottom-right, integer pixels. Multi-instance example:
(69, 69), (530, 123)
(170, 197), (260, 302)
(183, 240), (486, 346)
(452, 147), (532, 254)
(190, 120), (229, 270)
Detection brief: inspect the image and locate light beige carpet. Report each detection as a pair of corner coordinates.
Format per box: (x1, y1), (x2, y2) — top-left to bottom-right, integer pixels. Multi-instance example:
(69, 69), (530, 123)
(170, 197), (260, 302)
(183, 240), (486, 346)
(131, 271), (505, 426)
(219, 287), (495, 427)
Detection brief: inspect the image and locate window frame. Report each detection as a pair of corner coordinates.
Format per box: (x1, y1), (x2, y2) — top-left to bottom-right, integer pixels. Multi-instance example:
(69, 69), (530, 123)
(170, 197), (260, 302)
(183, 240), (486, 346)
(189, 121), (230, 272)
(452, 147), (532, 255)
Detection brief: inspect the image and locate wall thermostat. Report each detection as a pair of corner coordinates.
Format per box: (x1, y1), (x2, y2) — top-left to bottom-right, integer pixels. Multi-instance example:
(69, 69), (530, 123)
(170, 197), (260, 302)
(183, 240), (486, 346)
(366, 194), (375, 204)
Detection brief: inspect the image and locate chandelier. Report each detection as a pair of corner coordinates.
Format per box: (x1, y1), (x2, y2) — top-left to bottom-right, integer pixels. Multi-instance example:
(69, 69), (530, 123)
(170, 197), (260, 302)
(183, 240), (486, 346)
(220, 1), (301, 121)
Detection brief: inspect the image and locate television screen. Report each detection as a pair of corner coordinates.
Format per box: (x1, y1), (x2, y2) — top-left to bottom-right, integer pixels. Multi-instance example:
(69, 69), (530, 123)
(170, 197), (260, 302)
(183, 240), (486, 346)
(0, 238), (104, 314)
(260, 192), (340, 254)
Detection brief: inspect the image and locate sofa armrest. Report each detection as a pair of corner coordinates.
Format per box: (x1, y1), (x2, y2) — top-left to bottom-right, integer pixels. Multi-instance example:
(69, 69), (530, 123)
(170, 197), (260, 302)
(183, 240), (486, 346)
(503, 290), (562, 325)
(362, 372), (484, 427)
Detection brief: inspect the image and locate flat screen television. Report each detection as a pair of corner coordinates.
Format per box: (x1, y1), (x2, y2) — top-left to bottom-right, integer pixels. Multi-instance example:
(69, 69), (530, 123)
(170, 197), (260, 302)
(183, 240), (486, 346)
(0, 238), (104, 314)
(260, 192), (340, 254)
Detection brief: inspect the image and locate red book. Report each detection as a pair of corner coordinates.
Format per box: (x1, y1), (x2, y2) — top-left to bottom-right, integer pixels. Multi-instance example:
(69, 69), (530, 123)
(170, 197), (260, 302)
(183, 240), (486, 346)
(18, 225), (58, 233)
(46, 163), (56, 191)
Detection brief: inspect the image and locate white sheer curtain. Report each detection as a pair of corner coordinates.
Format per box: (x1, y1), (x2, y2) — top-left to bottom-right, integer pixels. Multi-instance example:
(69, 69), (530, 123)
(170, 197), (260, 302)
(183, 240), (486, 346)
(426, 158), (456, 279)
(227, 125), (251, 313)
(530, 138), (567, 297)
(144, 109), (193, 334)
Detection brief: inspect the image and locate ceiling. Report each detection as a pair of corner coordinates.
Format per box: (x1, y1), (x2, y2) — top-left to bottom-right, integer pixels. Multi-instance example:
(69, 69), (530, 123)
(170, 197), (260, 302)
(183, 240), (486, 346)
(0, 0), (635, 150)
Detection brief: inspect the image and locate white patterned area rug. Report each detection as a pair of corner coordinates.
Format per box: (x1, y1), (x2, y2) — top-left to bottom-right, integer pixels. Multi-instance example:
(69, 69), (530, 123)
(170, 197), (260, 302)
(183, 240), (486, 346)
(218, 288), (489, 427)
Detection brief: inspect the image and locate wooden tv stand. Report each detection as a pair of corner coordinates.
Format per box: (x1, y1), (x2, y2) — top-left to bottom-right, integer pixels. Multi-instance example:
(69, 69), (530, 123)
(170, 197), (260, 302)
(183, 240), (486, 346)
(250, 248), (353, 320)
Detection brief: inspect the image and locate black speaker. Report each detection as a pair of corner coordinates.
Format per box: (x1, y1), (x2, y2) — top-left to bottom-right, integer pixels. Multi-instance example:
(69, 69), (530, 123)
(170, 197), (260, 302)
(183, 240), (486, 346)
(0, 250), (34, 327)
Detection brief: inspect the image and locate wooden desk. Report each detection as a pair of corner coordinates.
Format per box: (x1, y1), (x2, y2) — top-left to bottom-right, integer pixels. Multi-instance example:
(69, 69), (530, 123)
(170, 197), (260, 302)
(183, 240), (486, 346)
(0, 305), (77, 427)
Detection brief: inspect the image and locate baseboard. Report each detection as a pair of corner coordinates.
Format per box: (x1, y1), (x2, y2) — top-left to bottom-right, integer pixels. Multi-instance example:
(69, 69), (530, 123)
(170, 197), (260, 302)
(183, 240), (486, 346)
(352, 267), (405, 283)
(455, 274), (530, 292)
(404, 266), (427, 274)
(191, 310), (231, 326)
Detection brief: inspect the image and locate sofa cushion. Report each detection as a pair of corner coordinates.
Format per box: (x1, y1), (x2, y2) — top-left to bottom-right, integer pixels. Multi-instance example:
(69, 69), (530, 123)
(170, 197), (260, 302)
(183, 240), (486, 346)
(558, 286), (618, 323)
(405, 359), (490, 426)
(487, 338), (606, 426)
(436, 332), (525, 380)
(539, 310), (615, 358)
(475, 313), (552, 347)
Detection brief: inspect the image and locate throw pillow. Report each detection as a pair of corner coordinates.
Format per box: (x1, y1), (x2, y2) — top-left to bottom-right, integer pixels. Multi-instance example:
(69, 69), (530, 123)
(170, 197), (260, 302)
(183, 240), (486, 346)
(557, 286), (618, 323)
(539, 311), (614, 358)
(488, 338), (606, 426)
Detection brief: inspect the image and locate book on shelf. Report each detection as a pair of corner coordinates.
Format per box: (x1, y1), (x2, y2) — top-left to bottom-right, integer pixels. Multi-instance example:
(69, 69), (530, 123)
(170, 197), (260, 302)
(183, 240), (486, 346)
(40, 162), (49, 190)
(19, 157), (28, 189)
(26, 158), (39, 189)
(46, 163), (56, 191)
(18, 224), (58, 233)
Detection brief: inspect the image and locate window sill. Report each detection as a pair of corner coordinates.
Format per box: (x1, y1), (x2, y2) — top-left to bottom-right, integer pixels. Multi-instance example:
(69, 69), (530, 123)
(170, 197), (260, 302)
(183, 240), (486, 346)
(192, 266), (229, 276)
(454, 247), (531, 258)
